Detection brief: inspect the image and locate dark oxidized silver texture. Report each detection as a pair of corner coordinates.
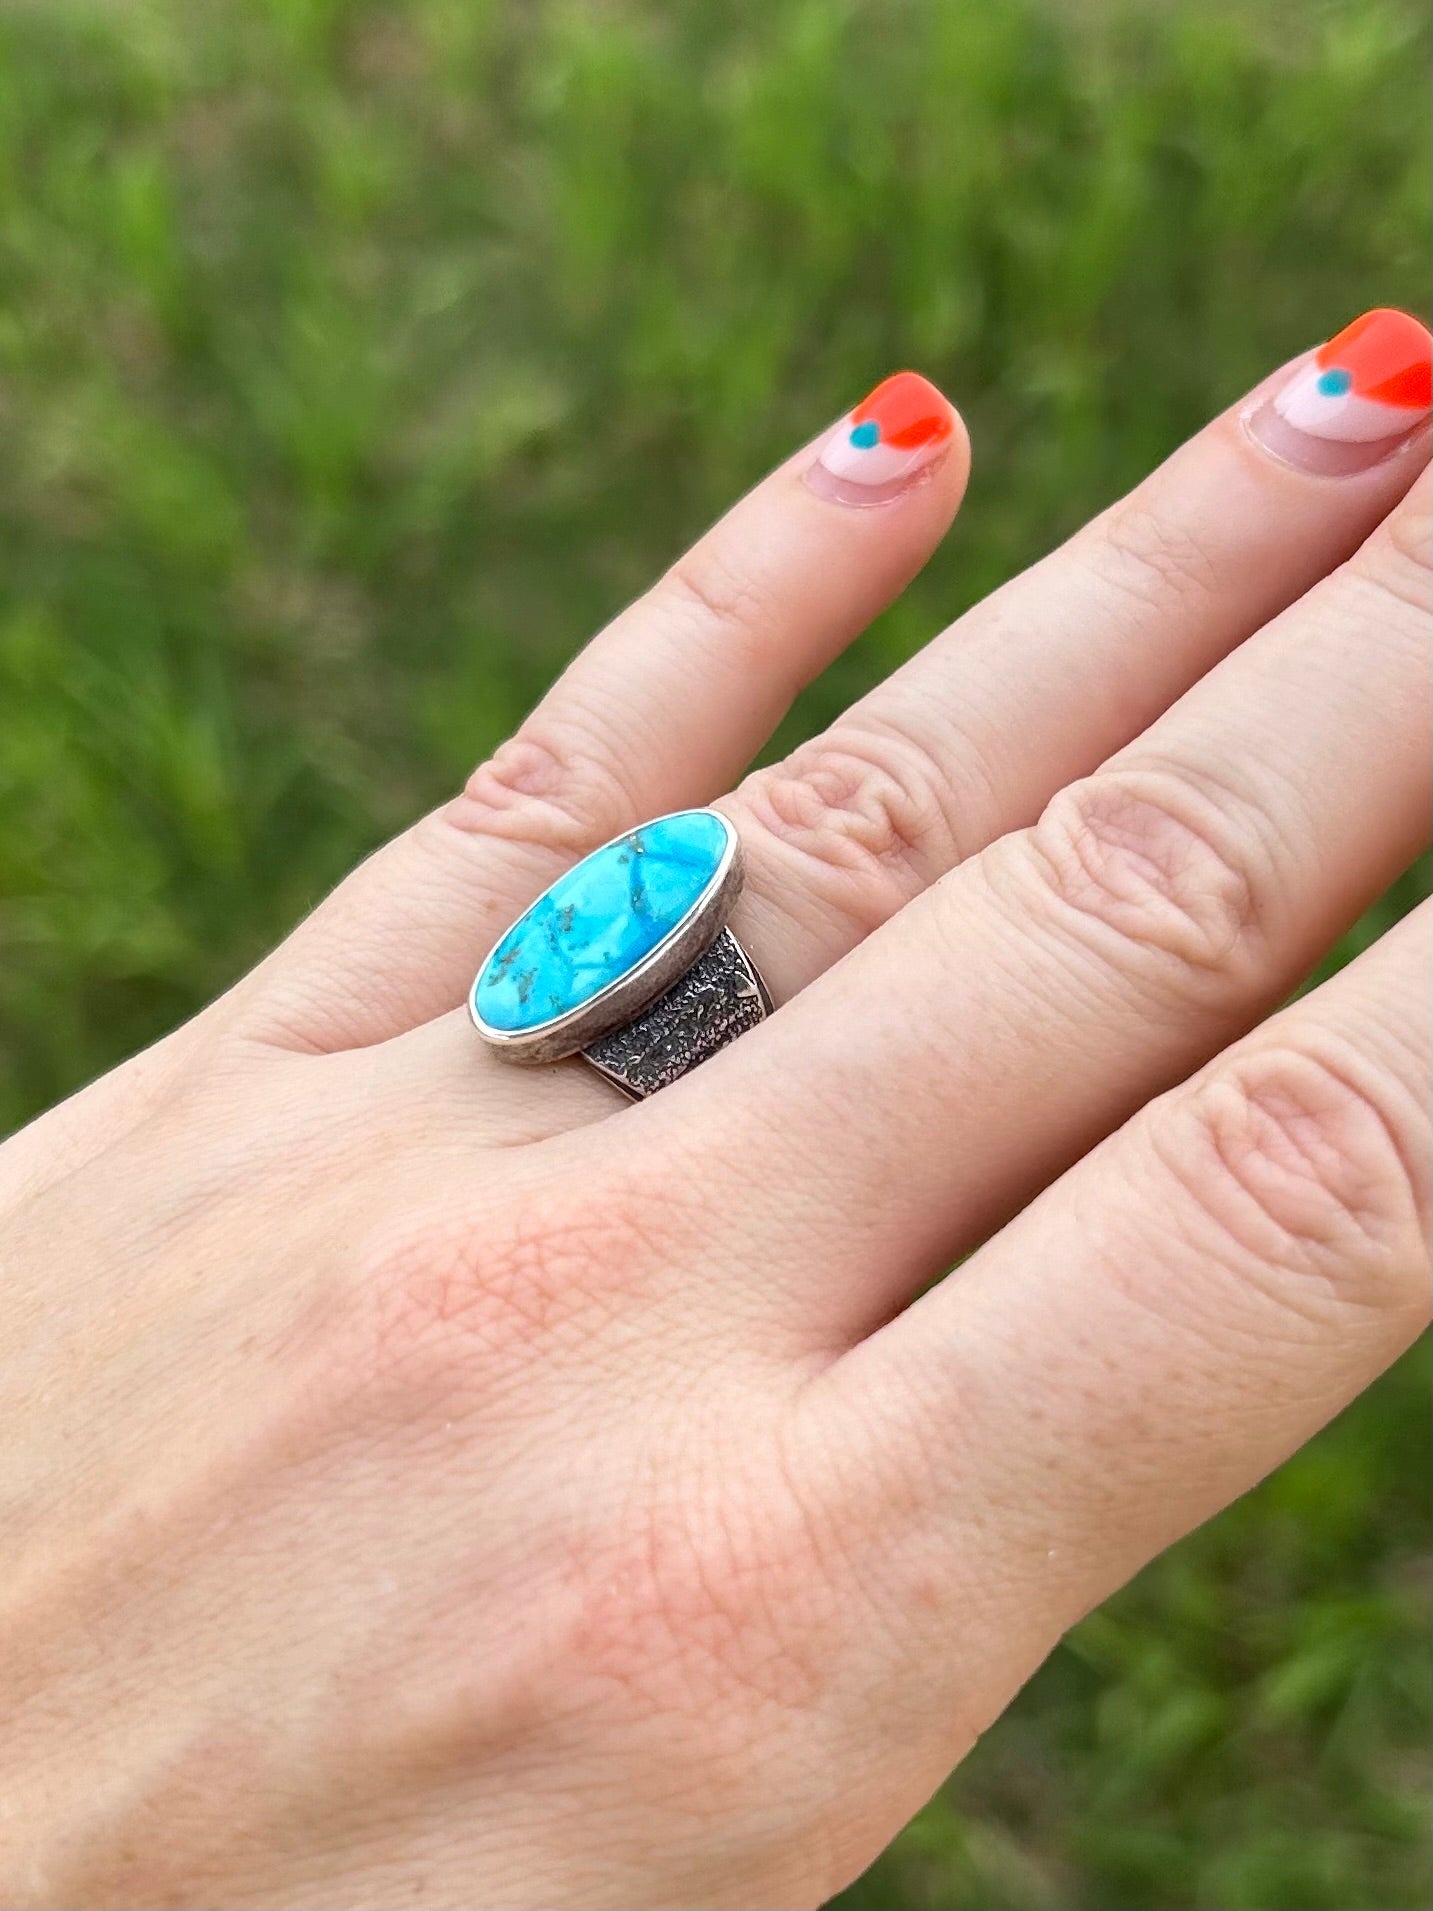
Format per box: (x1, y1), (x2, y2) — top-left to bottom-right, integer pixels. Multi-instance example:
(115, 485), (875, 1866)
(582, 928), (772, 1099)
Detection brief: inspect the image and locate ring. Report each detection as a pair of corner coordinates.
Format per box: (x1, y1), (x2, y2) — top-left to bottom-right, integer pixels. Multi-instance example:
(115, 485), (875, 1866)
(468, 809), (771, 1099)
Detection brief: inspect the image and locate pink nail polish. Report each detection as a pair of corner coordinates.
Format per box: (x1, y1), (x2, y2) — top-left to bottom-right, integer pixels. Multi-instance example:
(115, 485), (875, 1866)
(1246, 308), (1432, 475)
(806, 370), (958, 505)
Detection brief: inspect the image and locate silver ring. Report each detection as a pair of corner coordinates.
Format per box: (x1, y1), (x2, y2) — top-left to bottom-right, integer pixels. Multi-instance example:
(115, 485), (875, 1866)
(468, 808), (771, 1099)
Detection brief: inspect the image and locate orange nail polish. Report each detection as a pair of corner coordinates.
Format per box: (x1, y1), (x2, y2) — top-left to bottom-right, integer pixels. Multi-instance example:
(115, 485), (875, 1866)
(1272, 308), (1432, 443)
(808, 371), (957, 504)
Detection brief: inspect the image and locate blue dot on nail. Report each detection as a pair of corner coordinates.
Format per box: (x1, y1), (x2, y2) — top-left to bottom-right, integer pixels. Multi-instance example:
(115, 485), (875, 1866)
(1316, 367), (1353, 396)
(849, 420), (880, 448)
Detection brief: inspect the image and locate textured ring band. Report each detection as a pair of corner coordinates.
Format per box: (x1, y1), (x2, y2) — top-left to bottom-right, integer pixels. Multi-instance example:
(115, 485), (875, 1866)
(468, 809), (771, 1099)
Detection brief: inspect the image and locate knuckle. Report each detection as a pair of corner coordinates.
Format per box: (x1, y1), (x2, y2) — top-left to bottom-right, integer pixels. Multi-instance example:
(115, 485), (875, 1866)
(1020, 767), (1269, 990)
(1088, 500), (1223, 609)
(1160, 1037), (1432, 1317)
(441, 720), (637, 858)
(735, 726), (968, 930)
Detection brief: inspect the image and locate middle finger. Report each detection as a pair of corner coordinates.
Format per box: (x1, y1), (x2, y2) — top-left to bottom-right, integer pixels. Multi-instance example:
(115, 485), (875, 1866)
(723, 308), (1432, 1001)
(669, 461), (1431, 1340)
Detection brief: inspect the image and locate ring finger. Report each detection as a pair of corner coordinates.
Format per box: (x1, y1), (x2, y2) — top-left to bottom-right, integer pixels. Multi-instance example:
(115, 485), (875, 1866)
(236, 374), (970, 1052)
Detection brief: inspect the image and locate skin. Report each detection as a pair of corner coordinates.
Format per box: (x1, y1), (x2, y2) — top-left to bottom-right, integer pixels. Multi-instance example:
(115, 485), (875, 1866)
(1, 349), (1429, 1911)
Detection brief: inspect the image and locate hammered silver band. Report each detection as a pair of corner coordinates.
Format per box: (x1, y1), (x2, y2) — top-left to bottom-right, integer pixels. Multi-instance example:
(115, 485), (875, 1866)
(582, 927), (772, 1099)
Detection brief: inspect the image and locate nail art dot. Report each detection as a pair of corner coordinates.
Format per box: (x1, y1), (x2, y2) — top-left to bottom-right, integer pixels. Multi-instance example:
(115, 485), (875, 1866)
(1316, 367), (1353, 396)
(849, 420), (880, 448)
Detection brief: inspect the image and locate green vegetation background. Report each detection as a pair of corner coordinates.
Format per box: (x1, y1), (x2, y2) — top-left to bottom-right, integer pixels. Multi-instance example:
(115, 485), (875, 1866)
(1, 1), (1428, 1904)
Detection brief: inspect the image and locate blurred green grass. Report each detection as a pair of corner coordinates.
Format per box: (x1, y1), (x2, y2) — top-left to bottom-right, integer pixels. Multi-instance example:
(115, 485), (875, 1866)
(0, 1), (1428, 1905)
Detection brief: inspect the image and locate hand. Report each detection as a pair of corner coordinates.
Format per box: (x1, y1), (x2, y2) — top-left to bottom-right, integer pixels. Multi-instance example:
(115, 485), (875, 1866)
(3, 322), (1430, 1911)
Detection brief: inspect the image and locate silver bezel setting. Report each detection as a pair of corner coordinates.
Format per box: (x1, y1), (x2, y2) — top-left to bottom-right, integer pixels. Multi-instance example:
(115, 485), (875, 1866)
(468, 810), (743, 1065)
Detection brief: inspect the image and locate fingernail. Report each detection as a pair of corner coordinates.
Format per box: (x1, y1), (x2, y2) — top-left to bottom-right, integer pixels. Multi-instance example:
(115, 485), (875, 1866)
(1246, 307), (1432, 475)
(805, 370), (958, 505)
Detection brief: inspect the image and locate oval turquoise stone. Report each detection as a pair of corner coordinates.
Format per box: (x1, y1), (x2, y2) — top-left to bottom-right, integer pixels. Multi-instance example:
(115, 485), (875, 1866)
(472, 809), (732, 1035)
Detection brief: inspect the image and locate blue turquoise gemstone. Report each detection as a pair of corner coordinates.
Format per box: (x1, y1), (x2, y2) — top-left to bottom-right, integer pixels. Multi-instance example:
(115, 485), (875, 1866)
(472, 809), (732, 1035)
(1317, 366), (1353, 396)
